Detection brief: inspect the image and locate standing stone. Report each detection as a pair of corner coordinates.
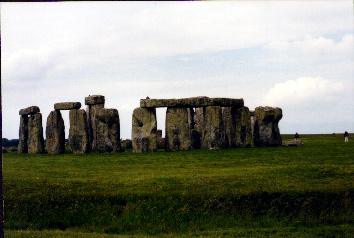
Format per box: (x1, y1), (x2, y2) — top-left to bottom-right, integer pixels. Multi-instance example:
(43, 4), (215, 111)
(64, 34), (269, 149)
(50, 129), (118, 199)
(253, 106), (282, 147)
(69, 109), (90, 154)
(222, 107), (234, 148)
(201, 106), (226, 150)
(192, 107), (204, 149)
(46, 110), (65, 154)
(96, 108), (122, 153)
(165, 107), (192, 151)
(28, 113), (45, 154)
(156, 129), (165, 149)
(132, 107), (157, 153)
(234, 106), (252, 148)
(18, 115), (28, 153)
(85, 95), (105, 151)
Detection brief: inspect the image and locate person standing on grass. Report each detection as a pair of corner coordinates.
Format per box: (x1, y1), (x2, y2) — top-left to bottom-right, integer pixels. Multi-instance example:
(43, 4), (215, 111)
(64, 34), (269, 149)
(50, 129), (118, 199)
(344, 131), (349, 142)
(295, 132), (299, 141)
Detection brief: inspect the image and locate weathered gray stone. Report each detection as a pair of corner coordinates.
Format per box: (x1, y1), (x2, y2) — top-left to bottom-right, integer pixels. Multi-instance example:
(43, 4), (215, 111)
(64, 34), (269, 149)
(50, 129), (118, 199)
(54, 102), (81, 110)
(201, 106), (226, 150)
(96, 108), (122, 153)
(18, 115), (28, 153)
(234, 106), (252, 148)
(132, 107), (157, 153)
(85, 95), (105, 105)
(283, 139), (304, 147)
(28, 113), (45, 154)
(46, 110), (65, 154)
(192, 107), (204, 149)
(87, 103), (104, 151)
(222, 107), (234, 148)
(156, 129), (165, 149)
(19, 106), (40, 115)
(69, 109), (90, 154)
(140, 97), (244, 108)
(122, 139), (132, 150)
(253, 106), (282, 147)
(165, 107), (192, 151)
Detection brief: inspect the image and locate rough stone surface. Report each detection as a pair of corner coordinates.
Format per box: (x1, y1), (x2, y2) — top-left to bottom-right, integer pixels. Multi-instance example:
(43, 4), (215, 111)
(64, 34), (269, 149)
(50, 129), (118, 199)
(85, 95), (105, 105)
(19, 106), (40, 115)
(96, 108), (122, 153)
(54, 102), (81, 110)
(69, 109), (90, 154)
(165, 107), (192, 151)
(156, 129), (165, 149)
(283, 139), (304, 146)
(46, 110), (65, 154)
(201, 106), (226, 150)
(234, 107), (252, 148)
(253, 106), (282, 147)
(222, 107), (234, 148)
(28, 113), (45, 154)
(87, 104), (104, 151)
(192, 107), (204, 149)
(141, 97), (244, 108)
(18, 115), (28, 153)
(122, 139), (132, 150)
(132, 107), (157, 153)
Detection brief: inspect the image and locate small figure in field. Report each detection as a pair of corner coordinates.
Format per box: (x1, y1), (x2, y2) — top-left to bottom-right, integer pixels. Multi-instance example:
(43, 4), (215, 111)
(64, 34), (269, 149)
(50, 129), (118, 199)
(295, 132), (299, 141)
(344, 131), (349, 142)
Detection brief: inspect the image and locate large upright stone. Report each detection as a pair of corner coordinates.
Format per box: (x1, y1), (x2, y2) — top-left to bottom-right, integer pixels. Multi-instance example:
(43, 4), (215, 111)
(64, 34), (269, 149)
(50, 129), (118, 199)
(18, 115), (28, 153)
(234, 106), (252, 148)
(46, 110), (65, 154)
(28, 113), (45, 154)
(96, 108), (122, 153)
(85, 95), (105, 151)
(192, 107), (204, 149)
(132, 107), (157, 153)
(201, 106), (226, 150)
(165, 107), (192, 151)
(69, 109), (90, 154)
(222, 107), (234, 148)
(253, 106), (282, 147)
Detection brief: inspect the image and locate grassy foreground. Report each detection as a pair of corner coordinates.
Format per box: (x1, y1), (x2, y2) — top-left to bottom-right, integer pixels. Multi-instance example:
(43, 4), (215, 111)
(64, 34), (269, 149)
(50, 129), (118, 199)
(3, 134), (354, 237)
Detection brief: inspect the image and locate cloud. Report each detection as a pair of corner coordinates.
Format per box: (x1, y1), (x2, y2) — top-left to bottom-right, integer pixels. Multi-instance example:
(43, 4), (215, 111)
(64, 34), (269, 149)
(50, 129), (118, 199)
(263, 77), (344, 107)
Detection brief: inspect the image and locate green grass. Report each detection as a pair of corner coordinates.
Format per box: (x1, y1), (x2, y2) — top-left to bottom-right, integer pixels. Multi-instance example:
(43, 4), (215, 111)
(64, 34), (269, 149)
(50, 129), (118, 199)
(3, 134), (354, 237)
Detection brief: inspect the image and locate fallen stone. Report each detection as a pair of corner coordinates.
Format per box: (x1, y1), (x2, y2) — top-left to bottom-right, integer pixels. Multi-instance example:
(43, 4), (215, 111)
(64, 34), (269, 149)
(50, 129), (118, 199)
(9, 147), (18, 152)
(132, 107), (157, 153)
(283, 139), (304, 146)
(54, 102), (81, 110)
(201, 106), (227, 150)
(96, 108), (122, 153)
(140, 97), (244, 108)
(28, 113), (45, 154)
(69, 109), (90, 154)
(2, 147), (7, 153)
(18, 115), (28, 153)
(46, 110), (65, 154)
(165, 107), (192, 151)
(19, 106), (40, 115)
(253, 106), (282, 147)
(85, 95), (105, 105)
(122, 139), (132, 150)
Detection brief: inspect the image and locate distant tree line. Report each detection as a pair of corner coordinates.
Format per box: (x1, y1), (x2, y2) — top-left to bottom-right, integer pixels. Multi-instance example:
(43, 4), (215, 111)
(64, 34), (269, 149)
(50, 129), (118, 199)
(2, 138), (19, 147)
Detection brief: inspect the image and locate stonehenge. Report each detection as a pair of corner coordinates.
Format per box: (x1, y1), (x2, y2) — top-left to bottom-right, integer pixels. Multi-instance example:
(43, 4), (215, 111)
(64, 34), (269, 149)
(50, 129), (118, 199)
(17, 95), (283, 155)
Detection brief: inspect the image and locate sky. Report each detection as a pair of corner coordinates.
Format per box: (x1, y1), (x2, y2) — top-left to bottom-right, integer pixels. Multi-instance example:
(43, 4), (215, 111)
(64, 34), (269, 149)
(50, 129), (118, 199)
(1, 1), (354, 140)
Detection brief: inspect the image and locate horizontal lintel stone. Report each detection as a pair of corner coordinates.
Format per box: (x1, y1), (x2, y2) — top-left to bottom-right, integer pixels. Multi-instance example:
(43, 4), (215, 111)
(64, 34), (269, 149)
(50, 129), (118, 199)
(19, 106), (40, 115)
(85, 95), (105, 105)
(140, 97), (244, 108)
(54, 102), (81, 110)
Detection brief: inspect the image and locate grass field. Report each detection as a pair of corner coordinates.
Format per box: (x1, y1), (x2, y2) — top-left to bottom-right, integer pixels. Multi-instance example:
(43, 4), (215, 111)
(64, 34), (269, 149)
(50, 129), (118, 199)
(3, 134), (354, 237)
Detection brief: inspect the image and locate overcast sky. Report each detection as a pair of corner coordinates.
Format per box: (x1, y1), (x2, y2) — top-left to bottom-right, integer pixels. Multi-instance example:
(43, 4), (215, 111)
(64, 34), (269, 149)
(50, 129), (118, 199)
(2, 1), (353, 140)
